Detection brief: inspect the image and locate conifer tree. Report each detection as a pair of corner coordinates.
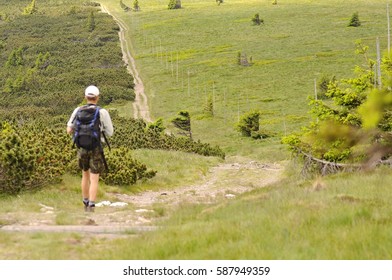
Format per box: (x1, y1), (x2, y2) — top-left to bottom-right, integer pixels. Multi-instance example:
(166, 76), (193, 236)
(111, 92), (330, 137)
(87, 11), (95, 32)
(237, 111), (260, 137)
(348, 12), (361, 27)
(6, 47), (24, 67)
(168, 0), (181, 9)
(23, 0), (38, 15)
(133, 0), (140, 11)
(34, 52), (51, 70)
(252, 13), (264, 25)
(171, 110), (192, 139)
(204, 95), (214, 117)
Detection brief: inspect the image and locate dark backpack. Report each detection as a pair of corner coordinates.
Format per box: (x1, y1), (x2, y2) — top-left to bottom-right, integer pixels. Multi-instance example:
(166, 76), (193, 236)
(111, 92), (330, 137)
(73, 104), (101, 151)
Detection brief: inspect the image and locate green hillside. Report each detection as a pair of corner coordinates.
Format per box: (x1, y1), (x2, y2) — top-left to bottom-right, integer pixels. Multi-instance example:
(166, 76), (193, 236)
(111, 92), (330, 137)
(100, 0), (388, 159)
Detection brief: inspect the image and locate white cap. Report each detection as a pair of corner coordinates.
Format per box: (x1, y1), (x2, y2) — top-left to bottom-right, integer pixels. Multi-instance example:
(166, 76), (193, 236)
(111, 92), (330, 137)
(85, 85), (100, 97)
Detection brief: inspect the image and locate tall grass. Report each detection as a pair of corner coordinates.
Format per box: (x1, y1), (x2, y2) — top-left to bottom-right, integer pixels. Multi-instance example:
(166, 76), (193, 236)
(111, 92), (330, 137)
(96, 166), (392, 260)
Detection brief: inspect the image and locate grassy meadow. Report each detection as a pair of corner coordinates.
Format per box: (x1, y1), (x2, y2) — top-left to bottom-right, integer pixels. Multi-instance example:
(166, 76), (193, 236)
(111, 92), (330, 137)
(100, 0), (388, 159)
(0, 0), (391, 260)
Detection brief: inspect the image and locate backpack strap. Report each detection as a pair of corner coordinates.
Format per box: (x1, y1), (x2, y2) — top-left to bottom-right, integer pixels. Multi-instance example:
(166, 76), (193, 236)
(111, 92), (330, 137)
(94, 106), (112, 151)
(90, 106), (100, 130)
(102, 131), (111, 151)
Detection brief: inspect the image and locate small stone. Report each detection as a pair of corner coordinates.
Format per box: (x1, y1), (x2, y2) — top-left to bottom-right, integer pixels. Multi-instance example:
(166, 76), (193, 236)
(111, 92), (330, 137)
(135, 209), (153, 213)
(95, 201), (111, 207)
(110, 202), (128, 207)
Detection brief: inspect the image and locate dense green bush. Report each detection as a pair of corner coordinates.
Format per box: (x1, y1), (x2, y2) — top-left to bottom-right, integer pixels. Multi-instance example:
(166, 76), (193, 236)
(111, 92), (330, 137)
(0, 122), (34, 194)
(101, 147), (156, 185)
(0, 0), (139, 192)
(0, 2), (134, 119)
(22, 0), (38, 15)
(110, 116), (225, 158)
(0, 121), (73, 194)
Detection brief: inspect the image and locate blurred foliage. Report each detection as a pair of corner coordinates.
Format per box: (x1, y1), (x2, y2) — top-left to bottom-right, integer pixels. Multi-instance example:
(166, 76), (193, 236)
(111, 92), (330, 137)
(283, 41), (392, 165)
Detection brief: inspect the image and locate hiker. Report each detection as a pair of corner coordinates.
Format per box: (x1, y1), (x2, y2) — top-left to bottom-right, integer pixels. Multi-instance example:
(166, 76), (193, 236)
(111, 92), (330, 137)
(66, 85), (113, 212)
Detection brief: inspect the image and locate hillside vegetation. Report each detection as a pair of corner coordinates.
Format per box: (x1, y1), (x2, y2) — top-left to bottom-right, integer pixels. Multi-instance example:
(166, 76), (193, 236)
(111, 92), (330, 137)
(0, 0), (391, 260)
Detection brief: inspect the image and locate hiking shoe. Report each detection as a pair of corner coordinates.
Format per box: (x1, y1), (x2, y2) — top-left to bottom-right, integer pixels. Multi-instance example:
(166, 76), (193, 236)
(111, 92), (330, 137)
(87, 204), (95, 213)
(83, 200), (89, 212)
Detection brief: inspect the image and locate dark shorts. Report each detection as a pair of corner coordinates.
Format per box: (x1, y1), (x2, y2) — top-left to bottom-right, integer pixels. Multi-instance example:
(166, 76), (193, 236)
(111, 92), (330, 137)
(78, 147), (104, 174)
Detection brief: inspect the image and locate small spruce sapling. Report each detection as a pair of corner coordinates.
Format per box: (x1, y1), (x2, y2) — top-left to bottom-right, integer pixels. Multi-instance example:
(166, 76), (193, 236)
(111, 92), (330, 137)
(252, 13), (264, 25)
(348, 12), (361, 27)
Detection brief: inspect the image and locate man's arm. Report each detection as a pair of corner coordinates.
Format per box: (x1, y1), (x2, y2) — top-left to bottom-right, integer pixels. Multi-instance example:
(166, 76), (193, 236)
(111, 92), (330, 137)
(66, 107), (79, 135)
(66, 126), (74, 135)
(100, 109), (113, 137)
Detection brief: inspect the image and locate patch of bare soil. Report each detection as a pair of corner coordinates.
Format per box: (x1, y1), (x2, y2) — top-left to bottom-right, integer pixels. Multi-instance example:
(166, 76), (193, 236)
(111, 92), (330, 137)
(114, 160), (282, 207)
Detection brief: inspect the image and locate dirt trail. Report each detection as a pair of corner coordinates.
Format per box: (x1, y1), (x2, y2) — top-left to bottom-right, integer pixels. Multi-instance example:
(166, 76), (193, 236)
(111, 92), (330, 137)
(101, 5), (151, 122)
(0, 160), (283, 235)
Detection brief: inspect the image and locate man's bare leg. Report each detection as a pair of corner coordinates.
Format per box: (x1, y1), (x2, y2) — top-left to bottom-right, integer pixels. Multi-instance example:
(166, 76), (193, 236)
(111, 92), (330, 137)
(81, 170), (90, 199)
(89, 172), (100, 203)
